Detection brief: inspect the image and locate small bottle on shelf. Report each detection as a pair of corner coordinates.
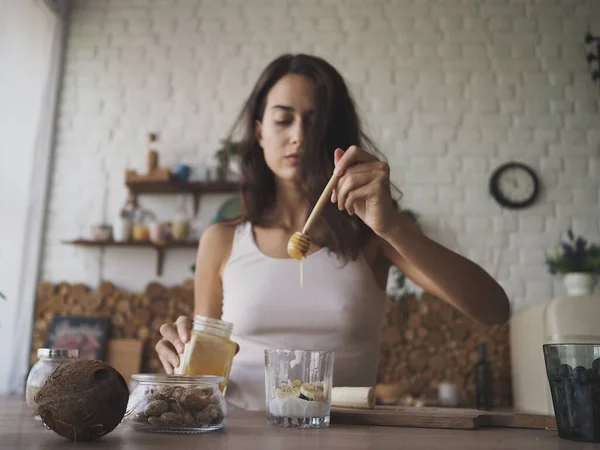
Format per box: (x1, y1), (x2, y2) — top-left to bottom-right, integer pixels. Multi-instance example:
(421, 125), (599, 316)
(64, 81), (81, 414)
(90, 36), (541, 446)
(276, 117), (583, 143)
(474, 342), (494, 410)
(147, 132), (159, 173)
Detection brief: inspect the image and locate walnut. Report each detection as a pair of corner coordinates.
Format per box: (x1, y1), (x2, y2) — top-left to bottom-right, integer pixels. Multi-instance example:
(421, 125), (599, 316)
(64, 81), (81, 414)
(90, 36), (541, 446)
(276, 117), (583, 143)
(144, 387), (165, 402)
(158, 412), (184, 424)
(197, 404), (224, 425)
(171, 386), (184, 402)
(180, 388), (211, 409)
(132, 412), (148, 424)
(144, 400), (169, 417)
(158, 385), (175, 397)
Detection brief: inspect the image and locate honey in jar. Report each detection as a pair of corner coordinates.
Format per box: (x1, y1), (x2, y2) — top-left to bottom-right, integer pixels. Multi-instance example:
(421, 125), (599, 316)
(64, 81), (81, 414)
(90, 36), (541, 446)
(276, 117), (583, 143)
(179, 315), (238, 393)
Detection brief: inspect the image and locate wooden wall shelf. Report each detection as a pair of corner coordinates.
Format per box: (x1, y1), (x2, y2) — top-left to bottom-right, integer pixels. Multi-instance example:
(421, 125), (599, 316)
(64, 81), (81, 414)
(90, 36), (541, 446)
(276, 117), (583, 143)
(125, 180), (239, 215)
(62, 182), (237, 277)
(62, 239), (199, 276)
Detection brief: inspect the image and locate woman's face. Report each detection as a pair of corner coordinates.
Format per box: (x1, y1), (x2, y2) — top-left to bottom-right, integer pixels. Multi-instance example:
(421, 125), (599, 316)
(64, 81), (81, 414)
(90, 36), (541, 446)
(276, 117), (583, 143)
(256, 74), (316, 183)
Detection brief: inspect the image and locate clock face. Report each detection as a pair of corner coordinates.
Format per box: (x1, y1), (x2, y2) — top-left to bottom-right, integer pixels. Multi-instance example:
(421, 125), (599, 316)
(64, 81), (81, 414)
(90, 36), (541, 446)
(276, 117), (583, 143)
(489, 162), (539, 209)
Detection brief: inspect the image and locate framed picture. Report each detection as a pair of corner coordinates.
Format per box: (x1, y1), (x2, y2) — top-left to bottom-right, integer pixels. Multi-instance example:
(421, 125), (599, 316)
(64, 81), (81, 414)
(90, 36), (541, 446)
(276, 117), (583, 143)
(45, 316), (111, 361)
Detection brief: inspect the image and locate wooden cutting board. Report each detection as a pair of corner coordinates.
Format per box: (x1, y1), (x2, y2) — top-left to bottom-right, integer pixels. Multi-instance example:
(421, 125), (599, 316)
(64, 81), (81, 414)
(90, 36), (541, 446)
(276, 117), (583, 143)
(330, 406), (556, 430)
(478, 409), (557, 430)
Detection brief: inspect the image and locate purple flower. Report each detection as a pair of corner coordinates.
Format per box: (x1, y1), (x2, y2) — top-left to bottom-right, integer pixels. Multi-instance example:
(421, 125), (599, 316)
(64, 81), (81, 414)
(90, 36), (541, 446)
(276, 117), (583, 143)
(561, 242), (573, 254)
(575, 237), (587, 253)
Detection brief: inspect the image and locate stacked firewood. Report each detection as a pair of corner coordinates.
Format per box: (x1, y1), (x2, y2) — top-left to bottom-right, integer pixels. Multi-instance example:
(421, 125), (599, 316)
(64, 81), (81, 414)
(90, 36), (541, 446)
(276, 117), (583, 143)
(31, 280), (194, 372)
(377, 293), (511, 407)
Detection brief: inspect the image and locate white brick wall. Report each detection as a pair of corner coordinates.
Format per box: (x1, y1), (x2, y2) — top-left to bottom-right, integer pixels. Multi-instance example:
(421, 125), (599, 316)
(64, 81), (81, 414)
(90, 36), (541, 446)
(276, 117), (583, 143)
(43, 0), (600, 314)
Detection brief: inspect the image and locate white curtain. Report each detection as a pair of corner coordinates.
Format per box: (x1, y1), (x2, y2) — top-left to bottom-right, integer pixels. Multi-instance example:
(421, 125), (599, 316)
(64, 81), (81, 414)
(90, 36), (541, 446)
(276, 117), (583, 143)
(0, 0), (67, 394)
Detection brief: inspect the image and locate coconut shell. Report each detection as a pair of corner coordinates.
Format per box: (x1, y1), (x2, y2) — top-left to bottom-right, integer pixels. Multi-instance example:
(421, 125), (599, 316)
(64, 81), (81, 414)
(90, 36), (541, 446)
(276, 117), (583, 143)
(34, 360), (129, 441)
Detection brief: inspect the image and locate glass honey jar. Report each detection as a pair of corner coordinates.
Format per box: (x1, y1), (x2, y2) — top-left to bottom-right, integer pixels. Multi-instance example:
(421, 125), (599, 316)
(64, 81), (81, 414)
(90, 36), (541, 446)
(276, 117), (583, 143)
(179, 315), (238, 394)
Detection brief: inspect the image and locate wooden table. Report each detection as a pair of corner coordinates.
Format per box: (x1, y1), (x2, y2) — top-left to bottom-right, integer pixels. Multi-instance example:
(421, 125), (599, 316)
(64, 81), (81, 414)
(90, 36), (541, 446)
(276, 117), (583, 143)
(1, 396), (597, 449)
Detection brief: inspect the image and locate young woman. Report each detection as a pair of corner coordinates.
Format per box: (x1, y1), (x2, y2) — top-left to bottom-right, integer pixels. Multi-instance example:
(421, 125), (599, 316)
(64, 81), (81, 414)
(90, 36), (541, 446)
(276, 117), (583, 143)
(155, 53), (510, 411)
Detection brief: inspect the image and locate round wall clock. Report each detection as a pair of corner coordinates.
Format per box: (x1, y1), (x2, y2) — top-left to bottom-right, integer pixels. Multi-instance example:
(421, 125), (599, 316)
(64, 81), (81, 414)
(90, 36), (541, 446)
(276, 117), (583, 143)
(489, 162), (540, 209)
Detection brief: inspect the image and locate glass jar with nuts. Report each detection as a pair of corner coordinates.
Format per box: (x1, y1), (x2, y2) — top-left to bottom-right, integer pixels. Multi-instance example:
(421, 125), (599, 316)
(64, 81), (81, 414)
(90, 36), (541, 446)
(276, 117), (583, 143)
(125, 374), (227, 433)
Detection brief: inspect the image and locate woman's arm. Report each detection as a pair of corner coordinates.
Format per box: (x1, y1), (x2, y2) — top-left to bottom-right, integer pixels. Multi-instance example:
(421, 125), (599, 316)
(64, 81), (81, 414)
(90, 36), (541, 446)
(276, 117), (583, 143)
(332, 146), (510, 326)
(155, 222), (235, 373)
(193, 222), (236, 318)
(378, 214), (510, 325)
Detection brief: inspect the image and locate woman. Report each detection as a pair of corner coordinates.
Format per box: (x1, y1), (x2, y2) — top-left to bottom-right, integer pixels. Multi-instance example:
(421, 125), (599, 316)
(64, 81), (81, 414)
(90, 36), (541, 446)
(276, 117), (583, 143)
(156, 53), (510, 411)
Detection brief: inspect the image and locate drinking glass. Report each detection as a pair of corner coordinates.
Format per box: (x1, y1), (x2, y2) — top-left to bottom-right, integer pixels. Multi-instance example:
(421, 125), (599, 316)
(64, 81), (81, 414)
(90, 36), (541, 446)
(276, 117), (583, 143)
(264, 349), (334, 428)
(543, 343), (600, 443)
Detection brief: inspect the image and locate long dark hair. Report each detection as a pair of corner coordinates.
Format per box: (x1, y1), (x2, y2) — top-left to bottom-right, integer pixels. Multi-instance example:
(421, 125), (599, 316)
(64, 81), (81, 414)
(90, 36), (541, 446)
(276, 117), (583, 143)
(226, 54), (391, 262)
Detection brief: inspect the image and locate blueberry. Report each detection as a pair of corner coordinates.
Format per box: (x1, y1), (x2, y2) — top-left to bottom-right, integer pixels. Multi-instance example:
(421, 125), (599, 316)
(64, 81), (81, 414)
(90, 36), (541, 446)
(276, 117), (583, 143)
(592, 358), (600, 372)
(574, 385), (591, 405)
(574, 366), (589, 384)
(592, 386), (600, 405)
(548, 368), (562, 383)
(559, 364), (573, 379)
(572, 408), (586, 424)
(580, 421), (595, 441)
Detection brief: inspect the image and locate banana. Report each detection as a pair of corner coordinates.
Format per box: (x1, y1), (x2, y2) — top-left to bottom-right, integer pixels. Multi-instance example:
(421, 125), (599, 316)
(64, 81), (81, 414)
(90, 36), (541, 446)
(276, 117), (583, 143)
(275, 385), (300, 399)
(330, 386), (375, 409)
(300, 382), (325, 401)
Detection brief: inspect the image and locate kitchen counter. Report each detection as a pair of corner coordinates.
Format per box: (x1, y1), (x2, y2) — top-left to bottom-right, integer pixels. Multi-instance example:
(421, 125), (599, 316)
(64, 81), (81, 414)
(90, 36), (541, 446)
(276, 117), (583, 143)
(1, 396), (596, 449)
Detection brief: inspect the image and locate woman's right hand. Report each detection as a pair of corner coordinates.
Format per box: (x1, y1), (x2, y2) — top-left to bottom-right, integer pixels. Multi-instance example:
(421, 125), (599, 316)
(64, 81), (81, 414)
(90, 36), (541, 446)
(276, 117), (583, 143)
(155, 315), (192, 374)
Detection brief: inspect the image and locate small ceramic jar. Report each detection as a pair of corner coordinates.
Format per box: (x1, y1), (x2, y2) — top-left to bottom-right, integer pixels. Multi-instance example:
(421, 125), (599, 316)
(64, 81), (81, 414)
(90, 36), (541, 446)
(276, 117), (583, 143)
(90, 225), (112, 241)
(113, 216), (132, 242)
(125, 374), (227, 433)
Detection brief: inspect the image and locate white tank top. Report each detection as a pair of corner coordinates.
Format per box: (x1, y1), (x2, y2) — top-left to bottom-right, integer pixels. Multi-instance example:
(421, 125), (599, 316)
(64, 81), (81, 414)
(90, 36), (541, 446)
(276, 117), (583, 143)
(221, 221), (387, 411)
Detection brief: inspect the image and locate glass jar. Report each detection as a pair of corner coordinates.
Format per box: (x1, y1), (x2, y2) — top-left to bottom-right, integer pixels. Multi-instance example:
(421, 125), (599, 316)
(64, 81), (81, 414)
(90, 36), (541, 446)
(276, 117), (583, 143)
(25, 348), (79, 410)
(179, 315), (238, 393)
(126, 374), (227, 433)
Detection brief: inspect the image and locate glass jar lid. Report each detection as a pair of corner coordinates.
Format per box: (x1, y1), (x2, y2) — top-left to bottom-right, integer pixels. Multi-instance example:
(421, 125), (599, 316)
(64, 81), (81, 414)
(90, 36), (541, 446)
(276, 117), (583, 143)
(192, 315), (233, 338)
(37, 348), (79, 359)
(132, 373), (224, 385)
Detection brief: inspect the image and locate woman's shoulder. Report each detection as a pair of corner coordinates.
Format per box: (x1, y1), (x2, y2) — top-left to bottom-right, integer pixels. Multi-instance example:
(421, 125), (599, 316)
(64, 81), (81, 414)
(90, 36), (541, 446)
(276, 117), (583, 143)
(197, 217), (249, 275)
(201, 216), (247, 247)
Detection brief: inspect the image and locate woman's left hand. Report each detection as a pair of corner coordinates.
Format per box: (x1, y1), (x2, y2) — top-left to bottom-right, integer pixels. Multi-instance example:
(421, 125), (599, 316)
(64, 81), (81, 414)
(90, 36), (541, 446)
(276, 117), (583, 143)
(332, 146), (397, 237)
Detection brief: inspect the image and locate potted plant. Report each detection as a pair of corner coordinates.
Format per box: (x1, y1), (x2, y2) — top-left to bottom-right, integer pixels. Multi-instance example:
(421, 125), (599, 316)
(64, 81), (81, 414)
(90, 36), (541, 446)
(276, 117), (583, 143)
(214, 139), (243, 181)
(546, 229), (600, 296)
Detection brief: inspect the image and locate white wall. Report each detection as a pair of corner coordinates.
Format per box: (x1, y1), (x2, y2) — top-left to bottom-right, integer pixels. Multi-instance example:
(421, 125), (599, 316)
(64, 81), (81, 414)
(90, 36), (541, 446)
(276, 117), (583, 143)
(42, 0), (600, 314)
(0, 0), (67, 393)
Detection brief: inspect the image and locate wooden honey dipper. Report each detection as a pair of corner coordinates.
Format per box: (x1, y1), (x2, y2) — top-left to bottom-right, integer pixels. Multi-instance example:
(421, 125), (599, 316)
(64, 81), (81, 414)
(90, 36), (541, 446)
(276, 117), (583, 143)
(287, 171), (340, 260)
